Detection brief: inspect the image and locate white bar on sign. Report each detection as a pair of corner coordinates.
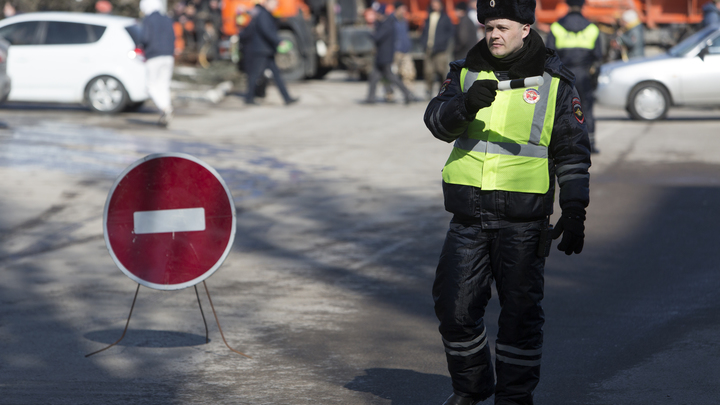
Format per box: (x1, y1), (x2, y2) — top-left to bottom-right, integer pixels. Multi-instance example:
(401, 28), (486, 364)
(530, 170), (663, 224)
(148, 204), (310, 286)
(134, 208), (206, 234)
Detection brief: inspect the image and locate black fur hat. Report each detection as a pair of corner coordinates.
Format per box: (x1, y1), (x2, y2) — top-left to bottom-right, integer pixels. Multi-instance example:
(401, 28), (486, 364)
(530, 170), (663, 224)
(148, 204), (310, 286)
(566, 0), (585, 7)
(476, 0), (536, 25)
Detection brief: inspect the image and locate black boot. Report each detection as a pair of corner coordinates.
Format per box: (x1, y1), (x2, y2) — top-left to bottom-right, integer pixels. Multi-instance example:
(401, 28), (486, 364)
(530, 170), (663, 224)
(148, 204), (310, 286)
(442, 393), (482, 405)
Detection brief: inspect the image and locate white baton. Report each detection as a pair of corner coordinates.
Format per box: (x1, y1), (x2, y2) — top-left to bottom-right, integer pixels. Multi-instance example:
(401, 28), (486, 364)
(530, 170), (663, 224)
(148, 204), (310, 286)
(496, 75), (544, 91)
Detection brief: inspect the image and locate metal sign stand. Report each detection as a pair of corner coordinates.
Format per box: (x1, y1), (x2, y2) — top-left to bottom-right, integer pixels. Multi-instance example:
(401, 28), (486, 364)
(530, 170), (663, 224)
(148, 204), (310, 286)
(85, 282), (250, 358)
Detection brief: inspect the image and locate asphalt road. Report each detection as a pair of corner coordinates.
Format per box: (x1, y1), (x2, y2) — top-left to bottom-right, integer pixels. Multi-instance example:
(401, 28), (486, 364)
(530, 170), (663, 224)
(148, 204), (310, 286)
(1, 74), (719, 405)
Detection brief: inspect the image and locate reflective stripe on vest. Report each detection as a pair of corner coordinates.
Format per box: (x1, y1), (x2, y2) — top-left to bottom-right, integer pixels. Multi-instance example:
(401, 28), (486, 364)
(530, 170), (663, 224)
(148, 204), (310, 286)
(441, 69), (559, 194)
(550, 22), (599, 50)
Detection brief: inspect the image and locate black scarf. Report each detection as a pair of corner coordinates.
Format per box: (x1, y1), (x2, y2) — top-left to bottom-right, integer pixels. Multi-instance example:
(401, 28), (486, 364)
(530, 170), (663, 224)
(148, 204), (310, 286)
(465, 28), (547, 79)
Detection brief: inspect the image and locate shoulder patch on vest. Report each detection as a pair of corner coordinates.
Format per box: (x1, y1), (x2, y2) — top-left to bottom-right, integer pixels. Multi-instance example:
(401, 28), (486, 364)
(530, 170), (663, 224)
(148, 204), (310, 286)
(572, 97), (585, 124)
(438, 79), (451, 96)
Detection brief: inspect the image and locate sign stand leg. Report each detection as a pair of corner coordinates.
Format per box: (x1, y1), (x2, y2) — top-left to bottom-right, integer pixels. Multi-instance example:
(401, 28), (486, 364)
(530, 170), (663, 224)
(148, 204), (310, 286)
(203, 281), (252, 358)
(194, 285), (209, 343)
(85, 283), (141, 358)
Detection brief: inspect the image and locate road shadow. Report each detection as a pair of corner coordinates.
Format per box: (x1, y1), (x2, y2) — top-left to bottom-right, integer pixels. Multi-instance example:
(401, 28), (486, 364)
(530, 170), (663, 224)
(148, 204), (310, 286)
(344, 368), (452, 405)
(84, 329), (209, 348)
(125, 117), (164, 127)
(0, 101), (89, 112)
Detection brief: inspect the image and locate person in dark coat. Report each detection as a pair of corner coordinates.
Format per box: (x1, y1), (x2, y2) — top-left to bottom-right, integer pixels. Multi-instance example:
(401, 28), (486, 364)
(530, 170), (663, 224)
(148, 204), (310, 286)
(424, 0), (591, 403)
(545, 0), (602, 153)
(617, 9), (644, 60)
(453, 1), (478, 60)
(420, 0), (455, 98)
(363, 2), (414, 104)
(139, 0), (176, 127)
(703, 0), (720, 27)
(242, 0), (298, 105)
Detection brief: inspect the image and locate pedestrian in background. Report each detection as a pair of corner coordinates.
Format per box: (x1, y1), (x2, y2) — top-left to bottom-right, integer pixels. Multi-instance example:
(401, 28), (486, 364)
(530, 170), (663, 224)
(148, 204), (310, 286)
(702, 0), (720, 27)
(420, 0), (455, 99)
(363, 2), (414, 104)
(139, 0), (176, 127)
(242, 0), (298, 106)
(2, 1), (17, 18)
(424, 0), (591, 402)
(546, 0), (602, 154)
(392, 1), (416, 92)
(616, 9), (644, 59)
(452, 1), (477, 60)
(95, 0), (113, 14)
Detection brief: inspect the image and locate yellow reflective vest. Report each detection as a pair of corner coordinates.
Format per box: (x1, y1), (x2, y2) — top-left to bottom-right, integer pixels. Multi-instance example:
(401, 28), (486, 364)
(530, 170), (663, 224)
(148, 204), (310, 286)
(441, 69), (560, 194)
(550, 22), (600, 50)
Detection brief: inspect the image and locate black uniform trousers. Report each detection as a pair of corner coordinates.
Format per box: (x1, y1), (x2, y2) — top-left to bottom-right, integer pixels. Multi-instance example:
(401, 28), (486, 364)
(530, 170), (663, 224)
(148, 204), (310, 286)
(366, 61), (412, 103)
(245, 53), (292, 104)
(433, 218), (546, 405)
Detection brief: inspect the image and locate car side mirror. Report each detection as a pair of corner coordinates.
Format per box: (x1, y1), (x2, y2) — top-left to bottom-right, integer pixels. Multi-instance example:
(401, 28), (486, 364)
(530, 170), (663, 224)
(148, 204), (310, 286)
(699, 46), (709, 61)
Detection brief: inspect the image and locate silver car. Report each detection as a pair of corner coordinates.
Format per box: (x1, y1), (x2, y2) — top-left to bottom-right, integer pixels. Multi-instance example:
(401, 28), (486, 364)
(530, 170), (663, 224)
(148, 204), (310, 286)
(595, 25), (720, 121)
(0, 37), (10, 103)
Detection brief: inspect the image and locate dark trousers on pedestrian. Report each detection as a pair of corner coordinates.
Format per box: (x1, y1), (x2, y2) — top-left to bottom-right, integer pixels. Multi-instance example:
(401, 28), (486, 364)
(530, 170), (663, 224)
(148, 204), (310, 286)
(245, 54), (292, 104)
(433, 218), (546, 405)
(366, 61), (412, 103)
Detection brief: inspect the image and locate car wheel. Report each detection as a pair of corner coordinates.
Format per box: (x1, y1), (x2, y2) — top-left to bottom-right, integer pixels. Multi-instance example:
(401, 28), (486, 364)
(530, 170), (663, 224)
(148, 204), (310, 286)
(627, 82), (670, 121)
(85, 75), (129, 114)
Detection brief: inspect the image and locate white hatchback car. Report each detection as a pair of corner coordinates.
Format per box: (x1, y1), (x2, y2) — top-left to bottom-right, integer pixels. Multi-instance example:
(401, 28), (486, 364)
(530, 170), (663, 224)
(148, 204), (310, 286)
(0, 12), (148, 113)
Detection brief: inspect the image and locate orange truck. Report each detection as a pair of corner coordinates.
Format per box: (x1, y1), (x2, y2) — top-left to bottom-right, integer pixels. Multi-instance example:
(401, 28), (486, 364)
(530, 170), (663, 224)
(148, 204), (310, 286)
(221, 0), (467, 80)
(222, 0), (378, 80)
(222, 0), (706, 79)
(536, 0), (705, 49)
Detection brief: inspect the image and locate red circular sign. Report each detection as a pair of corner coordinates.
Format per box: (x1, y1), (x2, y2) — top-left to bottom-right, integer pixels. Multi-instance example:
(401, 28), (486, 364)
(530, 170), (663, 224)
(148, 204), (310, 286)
(104, 153), (236, 290)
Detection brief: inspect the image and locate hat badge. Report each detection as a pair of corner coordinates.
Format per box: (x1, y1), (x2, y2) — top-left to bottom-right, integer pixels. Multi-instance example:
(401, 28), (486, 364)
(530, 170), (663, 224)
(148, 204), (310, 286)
(490, 0), (495, 6)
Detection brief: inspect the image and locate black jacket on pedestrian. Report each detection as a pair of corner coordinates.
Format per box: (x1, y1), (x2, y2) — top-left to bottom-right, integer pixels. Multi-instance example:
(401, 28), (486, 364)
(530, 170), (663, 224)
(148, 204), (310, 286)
(424, 29), (591, 227)
(703, 1), (720, 27)
(140, 11), (175, 59)
(420, 11), (455, 55)
(242, 4), (281, 56)
(545, 11), (602, 70)
(453, 14), (477, 60)
(373, 14), (397, 65)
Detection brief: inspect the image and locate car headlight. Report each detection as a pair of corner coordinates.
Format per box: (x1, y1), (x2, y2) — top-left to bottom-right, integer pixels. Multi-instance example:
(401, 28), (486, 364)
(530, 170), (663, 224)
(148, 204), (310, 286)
(597, 71), (611, 85)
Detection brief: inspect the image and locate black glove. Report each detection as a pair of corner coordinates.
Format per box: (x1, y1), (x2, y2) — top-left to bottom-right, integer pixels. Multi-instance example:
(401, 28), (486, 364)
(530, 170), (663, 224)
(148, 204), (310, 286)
(551, 208), (585, 255)
(464, 80), (498, 115)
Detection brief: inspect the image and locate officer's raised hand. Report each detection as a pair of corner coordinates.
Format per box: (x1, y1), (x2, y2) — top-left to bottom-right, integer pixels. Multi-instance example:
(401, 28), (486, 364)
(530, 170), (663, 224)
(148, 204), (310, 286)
(551, 208), (585, 255)
(464, 79), (498, 116)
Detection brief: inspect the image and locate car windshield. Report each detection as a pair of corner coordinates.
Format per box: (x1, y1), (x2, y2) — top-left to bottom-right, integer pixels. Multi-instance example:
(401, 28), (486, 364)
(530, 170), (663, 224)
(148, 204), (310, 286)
(669, 26), (718, 57)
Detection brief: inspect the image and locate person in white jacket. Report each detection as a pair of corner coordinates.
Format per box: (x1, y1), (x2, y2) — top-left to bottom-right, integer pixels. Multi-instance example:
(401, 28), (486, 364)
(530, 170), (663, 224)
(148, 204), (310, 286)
(139, 0), (176, 127)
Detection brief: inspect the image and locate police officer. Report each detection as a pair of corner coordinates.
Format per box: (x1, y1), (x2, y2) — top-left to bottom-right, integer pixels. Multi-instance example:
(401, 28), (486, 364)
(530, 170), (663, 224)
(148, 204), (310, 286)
(545, 0), (602, 154)
(423, 0), (591, 404)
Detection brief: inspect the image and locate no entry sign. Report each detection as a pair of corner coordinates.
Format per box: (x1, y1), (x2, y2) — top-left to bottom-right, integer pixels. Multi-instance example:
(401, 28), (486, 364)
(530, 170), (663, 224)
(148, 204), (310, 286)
(104, 153), (236, 290)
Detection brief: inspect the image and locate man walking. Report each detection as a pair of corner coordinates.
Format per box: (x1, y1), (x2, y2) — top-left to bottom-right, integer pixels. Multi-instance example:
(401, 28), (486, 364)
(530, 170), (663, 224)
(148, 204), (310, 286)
(139, 0), (176, 127)
(424, 0), (591, 404)
(242, 0), (298, 106)
(364, 2), (414, 104)
(545, 0), (602, 153)
(420, 0), (455, 99)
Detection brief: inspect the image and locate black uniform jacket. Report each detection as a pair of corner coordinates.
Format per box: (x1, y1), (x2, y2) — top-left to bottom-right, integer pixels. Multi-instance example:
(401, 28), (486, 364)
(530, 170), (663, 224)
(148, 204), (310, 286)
(545, 12), (603, 70)
(424, 33), (591, 228)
